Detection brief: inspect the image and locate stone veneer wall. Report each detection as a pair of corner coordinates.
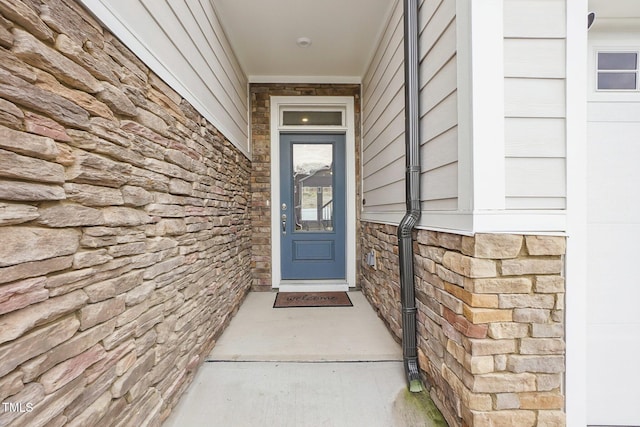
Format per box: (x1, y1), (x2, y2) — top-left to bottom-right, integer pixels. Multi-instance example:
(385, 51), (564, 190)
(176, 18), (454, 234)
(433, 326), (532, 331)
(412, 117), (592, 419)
(360, 222), (566, 427)
(0, 2), (251, 426)
(250, 83), (361, 290)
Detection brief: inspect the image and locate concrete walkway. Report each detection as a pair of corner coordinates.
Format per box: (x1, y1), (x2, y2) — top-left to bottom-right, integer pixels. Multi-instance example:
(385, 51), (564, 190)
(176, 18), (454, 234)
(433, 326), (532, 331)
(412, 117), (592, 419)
(163, 292), (446, 427)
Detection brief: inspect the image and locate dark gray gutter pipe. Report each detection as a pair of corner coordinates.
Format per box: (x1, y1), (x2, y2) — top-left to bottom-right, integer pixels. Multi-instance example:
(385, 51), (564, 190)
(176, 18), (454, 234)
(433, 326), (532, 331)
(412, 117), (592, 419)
(398, 0), (423, 393)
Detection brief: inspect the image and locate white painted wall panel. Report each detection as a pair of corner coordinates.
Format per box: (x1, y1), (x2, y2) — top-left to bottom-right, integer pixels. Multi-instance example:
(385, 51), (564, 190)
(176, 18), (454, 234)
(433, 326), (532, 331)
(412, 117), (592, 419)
(80, 0), (249, 156)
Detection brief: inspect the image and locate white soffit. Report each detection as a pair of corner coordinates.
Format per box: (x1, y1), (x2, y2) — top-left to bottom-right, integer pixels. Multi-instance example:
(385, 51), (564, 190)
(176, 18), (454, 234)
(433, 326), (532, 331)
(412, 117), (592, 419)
(590, 0), (640, 18)
(211, 0), (395, 82)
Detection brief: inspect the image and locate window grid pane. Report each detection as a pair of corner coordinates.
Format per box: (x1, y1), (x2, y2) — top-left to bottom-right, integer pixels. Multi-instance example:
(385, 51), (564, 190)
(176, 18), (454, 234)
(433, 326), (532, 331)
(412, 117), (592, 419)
(597, 51), (640, 90)
(598, 52), (638, 71)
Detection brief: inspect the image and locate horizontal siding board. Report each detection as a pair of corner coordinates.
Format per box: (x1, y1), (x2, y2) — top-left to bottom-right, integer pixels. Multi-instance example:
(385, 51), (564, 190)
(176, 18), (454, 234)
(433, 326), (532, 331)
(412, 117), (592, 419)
(419, 20), (456, 86)
(503, 0), (566, 39)
(420, 91), (458, 145)
(169, 2), (247, 116)
(140, 0), (247, 136)
(364, 0), (458, 218)
(504, 38), (566, 78)
(85, 0), (249, 154)
(363, 157), (405, 192)
(421, 162), (458, 201)
(421, 126), (458, 172)
(505, 158), (566, 198)
(190, 1), (247, 107)
(363, 180), (406, 207)
(363, 90), (404, 162)
(363, 55), (404, 142)
(418, 0), (443, 34)
(363, 1), (403, 115)
(363, 134), (404, 179)
(505, 118), (566, 157)
(504, 78), (565, 118)
(420, 56), (457, 116)
(422, 198), (458, 211)
(419, 0), (456, 61)
(362, 0), (405, 215)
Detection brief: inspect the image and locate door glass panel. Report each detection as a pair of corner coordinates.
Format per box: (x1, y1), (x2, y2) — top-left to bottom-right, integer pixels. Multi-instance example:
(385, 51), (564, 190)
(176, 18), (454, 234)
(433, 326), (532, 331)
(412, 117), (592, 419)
(292, 143), (333, 232)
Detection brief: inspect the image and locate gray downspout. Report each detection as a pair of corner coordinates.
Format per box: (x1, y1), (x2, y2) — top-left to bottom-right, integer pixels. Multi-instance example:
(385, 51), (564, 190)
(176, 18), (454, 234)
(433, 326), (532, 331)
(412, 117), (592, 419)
(398, 0), (422, 393)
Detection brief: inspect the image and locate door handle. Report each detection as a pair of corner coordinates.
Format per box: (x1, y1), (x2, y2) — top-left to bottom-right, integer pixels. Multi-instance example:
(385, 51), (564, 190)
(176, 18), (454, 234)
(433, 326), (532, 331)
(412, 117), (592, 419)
(281, 214), (287, 235)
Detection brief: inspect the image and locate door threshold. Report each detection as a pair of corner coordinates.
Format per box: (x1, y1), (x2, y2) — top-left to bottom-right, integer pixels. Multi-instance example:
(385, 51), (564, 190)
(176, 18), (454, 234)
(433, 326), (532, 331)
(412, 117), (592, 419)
(277, 281), (349, 293)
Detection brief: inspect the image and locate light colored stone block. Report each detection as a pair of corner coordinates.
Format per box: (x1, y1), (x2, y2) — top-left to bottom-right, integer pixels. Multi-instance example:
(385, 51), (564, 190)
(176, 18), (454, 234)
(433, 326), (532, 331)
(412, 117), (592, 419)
(488, 322), (529, 339)
(507, 355), (565, 373)
(499, 294), (556, 309)
(525, 235), (566, 256)
(469, 338), (517, 356)
(534, 276), (565, 293)
(520, 338), (565, 355)
(464, 277), (532, 294)
(0, 290), (87, 344)
(501, 258), (563, 275)
(0, 315), (79, 377)
(471, 410), (536, 427)
(465, 234), (523, 259)
(472, 373), (537, 393)
(442, 251), (497, 278)
(40, 344), (106, 393)
(463, 306), (513, 324)
(0, 226), (80, 267)
(495, 393), (520, 410)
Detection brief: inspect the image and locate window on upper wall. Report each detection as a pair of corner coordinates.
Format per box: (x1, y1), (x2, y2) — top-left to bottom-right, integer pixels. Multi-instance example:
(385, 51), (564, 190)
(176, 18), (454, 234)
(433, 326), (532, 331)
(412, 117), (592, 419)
(597, 51), (639, 91)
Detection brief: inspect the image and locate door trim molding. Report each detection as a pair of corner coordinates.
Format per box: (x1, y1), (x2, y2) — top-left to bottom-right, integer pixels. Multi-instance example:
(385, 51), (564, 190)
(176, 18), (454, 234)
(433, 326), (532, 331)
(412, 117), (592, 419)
(270, 96), (356, 290)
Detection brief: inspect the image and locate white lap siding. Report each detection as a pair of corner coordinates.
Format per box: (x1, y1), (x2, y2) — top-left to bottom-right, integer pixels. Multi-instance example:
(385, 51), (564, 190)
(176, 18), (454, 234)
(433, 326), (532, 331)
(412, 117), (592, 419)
(362, 0), (458, 224)
(80, 0), (249, 156)
(503, 0), (567, 209)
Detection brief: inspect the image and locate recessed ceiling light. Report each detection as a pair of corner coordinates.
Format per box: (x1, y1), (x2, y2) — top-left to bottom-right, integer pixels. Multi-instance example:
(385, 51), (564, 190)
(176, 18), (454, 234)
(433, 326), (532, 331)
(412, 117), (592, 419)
(296, 37), (312, 48)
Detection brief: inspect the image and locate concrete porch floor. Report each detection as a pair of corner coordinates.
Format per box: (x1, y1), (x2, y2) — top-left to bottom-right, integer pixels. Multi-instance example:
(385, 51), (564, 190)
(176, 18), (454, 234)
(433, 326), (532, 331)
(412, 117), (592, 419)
(162, 291), (446, 427)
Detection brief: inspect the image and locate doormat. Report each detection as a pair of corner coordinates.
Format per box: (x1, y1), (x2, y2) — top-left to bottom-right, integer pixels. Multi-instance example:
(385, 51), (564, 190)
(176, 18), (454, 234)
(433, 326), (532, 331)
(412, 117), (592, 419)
(273, 292), (353, 308)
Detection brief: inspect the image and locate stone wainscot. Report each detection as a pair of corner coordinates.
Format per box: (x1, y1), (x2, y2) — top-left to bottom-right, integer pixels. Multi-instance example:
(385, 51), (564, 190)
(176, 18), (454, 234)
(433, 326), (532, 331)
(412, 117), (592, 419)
(0, 1), (251, 426)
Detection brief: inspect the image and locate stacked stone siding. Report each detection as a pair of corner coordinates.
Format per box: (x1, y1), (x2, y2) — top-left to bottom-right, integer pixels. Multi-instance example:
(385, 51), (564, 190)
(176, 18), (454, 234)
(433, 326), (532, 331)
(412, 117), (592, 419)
(360, 221), (566, 427)
(250, 83), (361, 290)
(0, 2), (251, 426)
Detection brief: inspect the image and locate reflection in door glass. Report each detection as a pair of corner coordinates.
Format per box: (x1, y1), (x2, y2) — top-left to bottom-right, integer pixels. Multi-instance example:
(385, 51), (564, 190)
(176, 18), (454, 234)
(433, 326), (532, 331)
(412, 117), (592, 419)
(292, 144), (333, 232)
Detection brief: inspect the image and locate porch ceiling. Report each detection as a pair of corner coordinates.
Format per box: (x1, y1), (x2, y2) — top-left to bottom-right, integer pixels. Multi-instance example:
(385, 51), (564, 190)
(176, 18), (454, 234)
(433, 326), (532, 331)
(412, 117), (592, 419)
(210, 0), (394, 82)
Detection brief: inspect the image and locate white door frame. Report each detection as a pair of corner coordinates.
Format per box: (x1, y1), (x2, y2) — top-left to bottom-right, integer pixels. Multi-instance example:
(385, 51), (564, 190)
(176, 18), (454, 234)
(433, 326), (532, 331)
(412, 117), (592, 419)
(270, 96), (356, 291)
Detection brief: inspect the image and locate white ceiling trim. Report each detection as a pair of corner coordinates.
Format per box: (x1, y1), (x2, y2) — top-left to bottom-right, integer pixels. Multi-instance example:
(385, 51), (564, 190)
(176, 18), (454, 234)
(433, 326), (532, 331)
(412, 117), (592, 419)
(249, 75), (362, 84)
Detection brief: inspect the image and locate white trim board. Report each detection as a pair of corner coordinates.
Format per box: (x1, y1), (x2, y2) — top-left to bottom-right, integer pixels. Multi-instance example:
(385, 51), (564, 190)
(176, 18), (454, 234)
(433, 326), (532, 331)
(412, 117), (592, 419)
(565, 0), (589, 426)
(270, 96), (357, 290)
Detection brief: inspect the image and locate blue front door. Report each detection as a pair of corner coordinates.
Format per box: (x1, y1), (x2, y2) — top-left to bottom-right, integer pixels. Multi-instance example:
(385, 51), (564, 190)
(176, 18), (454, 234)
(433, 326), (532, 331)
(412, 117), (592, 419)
(280, 133), (346, 280)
